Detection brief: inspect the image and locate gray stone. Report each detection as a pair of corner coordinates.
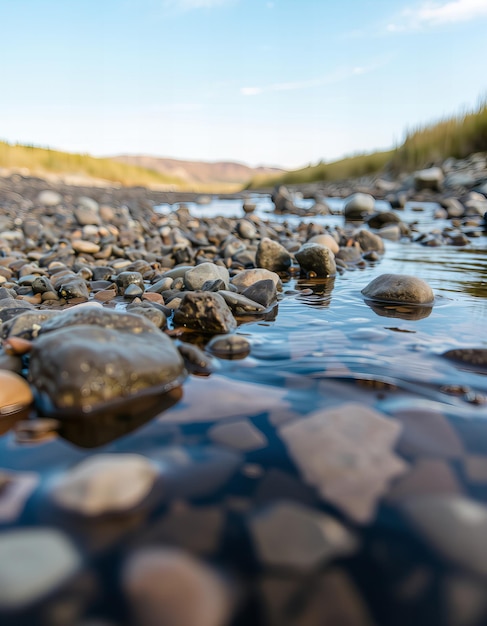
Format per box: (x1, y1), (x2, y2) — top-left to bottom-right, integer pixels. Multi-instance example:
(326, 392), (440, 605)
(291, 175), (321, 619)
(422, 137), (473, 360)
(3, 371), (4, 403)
(184, 262), (229, 290)
(307, 233), (339, 254)
(57, 275), (90, 300)
(295, 243), (336, 277)
(241, 279), (277, 308)
(356, 229), (385, 253)
(174, 292), (237, 334)
(231, 268), (281, 292)
(366, 211), (402, 229)
(402, 496), (487, 577)
(249, 501), (357, 571)
(218, 290), (266, 313)
(37, 190), (62, 207)
(0, 528), (81, 609)
(207, 334), (251, 359)
(237, 220), (257, 239)
(29, 324), (184, 414)
(116, 271), (144, 294)
(344, 193), (375, 219)
(362, 273), (434, 305)
(414, 167), (444, 191)
(52, 453), (158, 516)
(256, 237), (292, 272)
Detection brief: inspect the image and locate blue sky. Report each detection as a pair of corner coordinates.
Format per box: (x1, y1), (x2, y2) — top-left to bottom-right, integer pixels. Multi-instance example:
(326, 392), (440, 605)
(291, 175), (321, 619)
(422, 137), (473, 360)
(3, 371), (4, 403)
(1, 0), (487, 168)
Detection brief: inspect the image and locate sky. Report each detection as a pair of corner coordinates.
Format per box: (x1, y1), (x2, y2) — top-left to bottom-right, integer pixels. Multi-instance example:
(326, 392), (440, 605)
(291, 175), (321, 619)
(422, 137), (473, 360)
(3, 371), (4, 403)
(1, 0), (487, 169)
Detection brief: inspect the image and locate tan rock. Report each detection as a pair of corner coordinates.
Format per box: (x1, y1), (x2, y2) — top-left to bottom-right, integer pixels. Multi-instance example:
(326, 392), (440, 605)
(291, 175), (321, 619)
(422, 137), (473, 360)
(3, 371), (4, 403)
(0, 370), (33, 415)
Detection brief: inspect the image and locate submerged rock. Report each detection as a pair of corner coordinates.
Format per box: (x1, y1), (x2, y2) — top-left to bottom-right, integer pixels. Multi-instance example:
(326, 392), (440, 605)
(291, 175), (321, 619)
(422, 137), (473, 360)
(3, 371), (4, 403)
(52, 453), (158, 516)
(361, 274), (434, 305)
(29, 324), (184, 414)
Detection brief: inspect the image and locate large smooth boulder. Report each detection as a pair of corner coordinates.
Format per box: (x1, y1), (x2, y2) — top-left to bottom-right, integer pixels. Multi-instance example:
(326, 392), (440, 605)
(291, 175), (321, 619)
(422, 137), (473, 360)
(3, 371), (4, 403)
(361, 274), (434, 305)
(29, 324), (184, 414)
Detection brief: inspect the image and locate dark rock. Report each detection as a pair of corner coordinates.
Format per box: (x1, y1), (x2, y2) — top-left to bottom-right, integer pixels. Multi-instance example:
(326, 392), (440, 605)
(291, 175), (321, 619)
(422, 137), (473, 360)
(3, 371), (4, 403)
(366, 211), (402, 229)
(116, 271), (144, 294)
(295, 243), (336, 277)
(256, 238), (292, 273)
(207, 334), (251, 359)
(173, 292), (237, 334)
(29, 324), (184, 414)
(355, 229), (385, 253)
(241, 279), (277, 307)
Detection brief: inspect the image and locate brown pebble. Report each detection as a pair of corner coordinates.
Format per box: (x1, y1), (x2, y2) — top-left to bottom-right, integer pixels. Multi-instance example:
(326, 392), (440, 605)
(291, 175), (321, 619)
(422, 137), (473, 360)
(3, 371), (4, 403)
(94, 289), (117, 302)
(0, 370), (33, 415)
(2, 337), (33, 356)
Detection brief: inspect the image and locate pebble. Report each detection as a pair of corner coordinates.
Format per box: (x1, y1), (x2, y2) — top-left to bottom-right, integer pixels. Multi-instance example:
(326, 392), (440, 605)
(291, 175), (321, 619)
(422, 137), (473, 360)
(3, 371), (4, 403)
(343, 192), (375, 219)
(231, 268), (281, 291)
(295, 242), (337, 277)
(0, 370), (33, 415)
(206, 333), (251, 358)
(255, 237), (292, 272)
(173, 292), (237, 334)
(52, 453), (158, 516)
(184, 262), (229, 290)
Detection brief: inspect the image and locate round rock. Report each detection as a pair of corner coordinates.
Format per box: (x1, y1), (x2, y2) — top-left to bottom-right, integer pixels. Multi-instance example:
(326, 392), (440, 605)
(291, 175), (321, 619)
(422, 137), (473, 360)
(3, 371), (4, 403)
(343, 193), (375, 220)
(361, 274), (434, 305)
(295, 243), (337, 277)
(255, 237), (292, 273)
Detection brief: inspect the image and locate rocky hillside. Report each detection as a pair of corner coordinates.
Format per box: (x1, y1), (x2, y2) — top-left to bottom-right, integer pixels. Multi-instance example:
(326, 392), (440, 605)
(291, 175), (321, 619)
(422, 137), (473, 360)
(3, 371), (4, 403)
(112, 155), (284, 186)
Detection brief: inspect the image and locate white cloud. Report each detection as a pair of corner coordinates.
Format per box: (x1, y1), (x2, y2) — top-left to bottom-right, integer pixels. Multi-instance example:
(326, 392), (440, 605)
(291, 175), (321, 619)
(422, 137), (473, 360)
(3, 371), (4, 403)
(388, 0), (487, 31)
(163, 0), (233, 11)
(240, 63), (382, 97)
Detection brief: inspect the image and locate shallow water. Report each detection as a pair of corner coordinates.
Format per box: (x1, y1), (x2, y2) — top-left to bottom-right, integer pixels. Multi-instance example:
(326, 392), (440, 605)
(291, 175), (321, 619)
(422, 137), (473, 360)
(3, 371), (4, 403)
(1, 195), (487, 625)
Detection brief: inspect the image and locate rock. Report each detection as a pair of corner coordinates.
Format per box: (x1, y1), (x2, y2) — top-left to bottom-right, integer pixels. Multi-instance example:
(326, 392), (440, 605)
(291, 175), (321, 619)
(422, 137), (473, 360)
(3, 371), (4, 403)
(0, 370), (33, 415)
(74, 206), (100, 226)
(184, 263), (229, 291)
(401, 496), (487, 577)
(52, 453), (158, 516)
(29, 324), (184, 414)
(443, 198), (465, 218)
(237, 220), (257, 239)
(361, 274), (434, 305)
(218, 290), (266, 314)
(255, 238), (292, 273)
(295, 243), (336, 278)
(366, 211), (402, 229)
(177, 343), (218, 375)
(241, 279), (277, 308)
(307, 233), (339, 254)
(37, 190), (62, 207)
(0, 528), (81, 610)
(116, 271), (145, 294)
(280, 403), (407, 523)
(272, 186), (297, 214)
(378, 224), (401, 241)
(38, 307), (160, 336)
(231, 268), (281, 292)
(126, 303), (167, 329)
(207, 334), (251, 359)
(243, 200), (256, 214)
(123, 548), (233, 626)
(414, 167), (444, 192)
(71, 239), (100, 255)
(355, 229), (385, 253)
(442, 348), (487, 371)
(209, 418), (266, 451)
(77, 196), (99, 213)
(124, 283), (144, 298)
(343, 193), (375, 220)
(173, 292), (237, 334)
(249, 501), (357, 571)
(1, 310), (60, 339)
(57, 275), (90, 301)
(336, 246), (362, 264)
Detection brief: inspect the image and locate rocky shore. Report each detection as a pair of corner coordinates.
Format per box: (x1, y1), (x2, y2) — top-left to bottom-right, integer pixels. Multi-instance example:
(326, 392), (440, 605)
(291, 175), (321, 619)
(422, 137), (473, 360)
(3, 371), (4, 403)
(0, 157), (487, 626)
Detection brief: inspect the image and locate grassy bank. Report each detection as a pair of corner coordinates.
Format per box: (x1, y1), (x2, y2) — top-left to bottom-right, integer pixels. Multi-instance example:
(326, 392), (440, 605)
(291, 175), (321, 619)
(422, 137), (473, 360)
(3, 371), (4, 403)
(0, 141), (186, 189)
(247, 99), (487, 189)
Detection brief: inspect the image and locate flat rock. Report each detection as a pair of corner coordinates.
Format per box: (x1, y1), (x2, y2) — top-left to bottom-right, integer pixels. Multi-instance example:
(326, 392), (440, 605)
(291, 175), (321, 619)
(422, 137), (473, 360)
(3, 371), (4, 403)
(218, 290), (266, 313)
(231, 268), (281, 292)
(123, 548), (233, 626)
(0, 528), (81, 610)
(362, 273), (434, 305)
(52, 453), (158, 516)
(402, 495), (487, 577)
(249, 500), (357, 571)
(184, 262), (229, 290)
(280, 403), (407, 523)
(29, 324), (184, 414)
(173, 292), (237, 334)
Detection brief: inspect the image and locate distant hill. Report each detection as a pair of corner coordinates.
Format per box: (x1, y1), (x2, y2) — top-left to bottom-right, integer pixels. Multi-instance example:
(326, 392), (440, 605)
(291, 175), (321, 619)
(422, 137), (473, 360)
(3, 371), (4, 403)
(112, 155), (284, 186)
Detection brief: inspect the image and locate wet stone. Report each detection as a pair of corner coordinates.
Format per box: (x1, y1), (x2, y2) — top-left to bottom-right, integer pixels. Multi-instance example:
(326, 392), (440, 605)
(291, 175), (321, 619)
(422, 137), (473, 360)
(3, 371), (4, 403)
(208, 418), (267, 451)
(116, 271), (144, 294)
(124, 283), (144, 298)
(0, 528), (81, 611)
(29, 324), (184, 414)
(241, 279), (277, 307)
(250, 501), (357, 572)
(355, 229), (385, 253)
(57, 275), (90, 301)
(362, 273), (434, 305)
(206, 333), (251, 359)
(126, 302), (167, 329)
(219, 290), (266, 314)
(231, 268), (281, 291)
(256, 237), (293, 273)
(343, 192), (376, 220)
(295, 243), (337, 278)
(123, 547), (233, 626)
(280, 403), (407, 523)
(401, 495), (487, 577)
(173, 291), (237, 334)
(184, 262), (229, 290)
(52, 453), (158, 516)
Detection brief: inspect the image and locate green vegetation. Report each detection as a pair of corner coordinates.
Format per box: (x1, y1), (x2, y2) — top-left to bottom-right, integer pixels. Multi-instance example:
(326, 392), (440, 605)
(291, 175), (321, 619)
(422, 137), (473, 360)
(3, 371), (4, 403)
(0, 141), (186, 188)
(247, 99), (487, 189)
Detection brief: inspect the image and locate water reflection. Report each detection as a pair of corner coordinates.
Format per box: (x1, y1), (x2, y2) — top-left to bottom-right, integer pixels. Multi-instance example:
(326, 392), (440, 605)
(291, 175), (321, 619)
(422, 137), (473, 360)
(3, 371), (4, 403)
(364, 300), (433, 321)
